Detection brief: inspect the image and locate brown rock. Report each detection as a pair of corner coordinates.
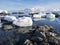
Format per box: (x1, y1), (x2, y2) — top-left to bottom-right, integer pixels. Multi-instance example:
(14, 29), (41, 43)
(2, 25), (13, 31)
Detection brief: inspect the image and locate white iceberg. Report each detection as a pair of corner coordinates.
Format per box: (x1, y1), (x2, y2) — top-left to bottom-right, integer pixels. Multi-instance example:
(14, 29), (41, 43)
(4, 16), (17, 22)
(33, 14), (41, 21)
(13, 16), (33, 27)
(46, 13), (55, 19)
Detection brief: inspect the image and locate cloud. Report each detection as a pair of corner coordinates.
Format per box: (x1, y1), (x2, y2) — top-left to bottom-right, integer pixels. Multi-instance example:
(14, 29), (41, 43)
(32, 2), (60, 11)
(0, 0), (60, 11)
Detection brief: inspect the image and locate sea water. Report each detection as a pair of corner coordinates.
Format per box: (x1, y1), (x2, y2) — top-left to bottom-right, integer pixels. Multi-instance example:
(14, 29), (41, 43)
(10, 14), (60, 34)
(33, 18), (60, 34)
(0, 14), (60, 34)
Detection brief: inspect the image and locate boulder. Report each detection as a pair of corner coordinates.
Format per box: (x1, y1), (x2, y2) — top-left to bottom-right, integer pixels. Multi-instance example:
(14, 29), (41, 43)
(48, 36), (60, 45)
(49, 32), (57, 37)
(44, 25), (50, 31)
(31, 37), (43, 42)
(24, 39), (33, 45)
(2, 25), (14, 31)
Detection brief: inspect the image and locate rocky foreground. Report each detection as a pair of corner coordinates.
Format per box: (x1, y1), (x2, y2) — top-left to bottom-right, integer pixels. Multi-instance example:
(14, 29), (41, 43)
(0, 25), (60, 45)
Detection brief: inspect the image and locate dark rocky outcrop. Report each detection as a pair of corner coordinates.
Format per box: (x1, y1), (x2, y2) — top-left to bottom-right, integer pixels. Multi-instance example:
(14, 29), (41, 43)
(23, 25), (60, 45)
(0, 25), (60, 45)
(2, 25), (14, 31)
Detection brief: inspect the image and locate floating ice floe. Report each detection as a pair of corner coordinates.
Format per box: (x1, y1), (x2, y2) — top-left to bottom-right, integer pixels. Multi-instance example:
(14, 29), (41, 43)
(13, 16), (33, 27)
(46, 13), (55, 21)
(33, 13), (46, 21)
(33, 14), (41, 21)
(3, 16), (17, 22)
(46, 13), (55, 19)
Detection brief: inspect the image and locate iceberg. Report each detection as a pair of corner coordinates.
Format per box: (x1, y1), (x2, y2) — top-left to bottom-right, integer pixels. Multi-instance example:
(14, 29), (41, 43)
(3, 16), (17, 22)
(13, 16), (33, 27)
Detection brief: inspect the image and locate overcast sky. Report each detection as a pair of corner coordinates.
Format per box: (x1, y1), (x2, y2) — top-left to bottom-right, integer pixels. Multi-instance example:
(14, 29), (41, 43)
(0, 0), (60, 11)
